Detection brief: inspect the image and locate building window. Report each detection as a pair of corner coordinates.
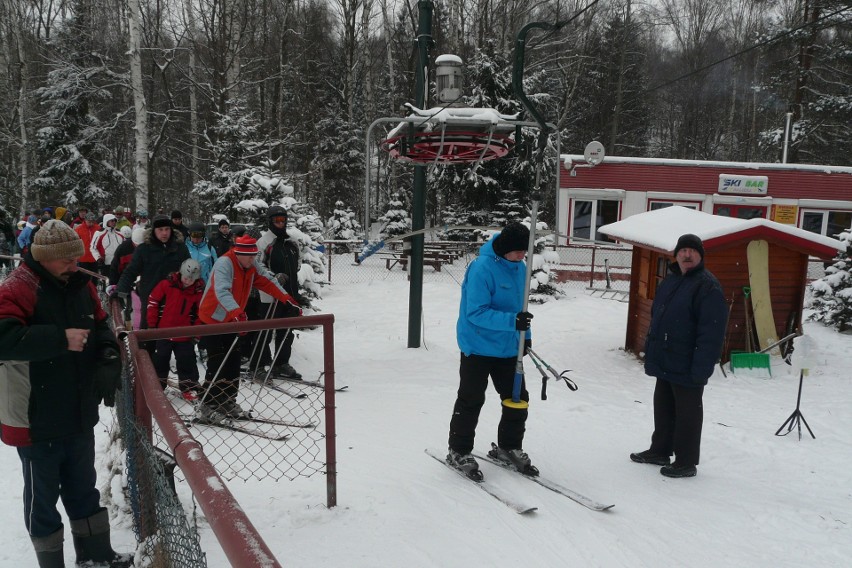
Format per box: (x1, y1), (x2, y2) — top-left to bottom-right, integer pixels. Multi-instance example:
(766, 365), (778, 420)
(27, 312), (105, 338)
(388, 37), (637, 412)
(648, 201), (700, 211)
(572, 199), (619, 242)
(714, 204), (767, 219)
(801, 210), (852, 238)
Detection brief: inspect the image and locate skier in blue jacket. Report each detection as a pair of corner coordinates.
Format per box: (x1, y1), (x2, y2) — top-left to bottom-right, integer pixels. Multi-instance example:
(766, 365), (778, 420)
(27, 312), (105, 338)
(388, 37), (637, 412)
(447, 222), (536, 481)
(630, 233), (727, 478)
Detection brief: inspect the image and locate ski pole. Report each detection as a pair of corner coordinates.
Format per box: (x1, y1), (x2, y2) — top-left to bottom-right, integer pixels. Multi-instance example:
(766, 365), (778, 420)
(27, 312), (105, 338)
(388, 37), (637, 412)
(505, 200), (538, 408)
(244, 300), (277, 382)
(528, 348), (577, 393)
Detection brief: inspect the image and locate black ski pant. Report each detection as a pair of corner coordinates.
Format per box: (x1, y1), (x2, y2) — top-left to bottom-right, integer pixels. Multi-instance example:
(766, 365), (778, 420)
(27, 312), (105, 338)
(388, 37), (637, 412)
(248, 300), (298, 368)
(650, 378), (704, 467)
(153, 339), (199, 392)
(201, 332), (242, 408)
(448, 353), (529, 455)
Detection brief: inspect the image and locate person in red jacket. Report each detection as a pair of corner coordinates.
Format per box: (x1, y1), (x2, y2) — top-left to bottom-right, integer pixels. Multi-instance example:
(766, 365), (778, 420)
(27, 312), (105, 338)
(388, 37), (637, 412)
(74, 212), (101, 282)
(196, 235), (299, 423)
(147, 259), (204, 400)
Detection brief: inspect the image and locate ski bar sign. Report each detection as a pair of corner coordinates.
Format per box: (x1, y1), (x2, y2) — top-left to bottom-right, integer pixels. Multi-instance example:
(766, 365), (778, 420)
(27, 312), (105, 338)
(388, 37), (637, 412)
(718, 174), (769, 195)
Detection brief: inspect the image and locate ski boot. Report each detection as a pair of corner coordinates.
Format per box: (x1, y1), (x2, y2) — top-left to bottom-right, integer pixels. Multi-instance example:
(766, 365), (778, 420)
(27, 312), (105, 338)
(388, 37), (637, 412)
(488, 443), (539, 476)
(447, 449), (483, 482)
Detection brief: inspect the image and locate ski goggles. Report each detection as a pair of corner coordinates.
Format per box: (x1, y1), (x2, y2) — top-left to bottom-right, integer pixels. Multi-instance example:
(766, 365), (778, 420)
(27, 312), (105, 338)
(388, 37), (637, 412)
(190, 231), (205, 239)
(271, 216), (286, 225)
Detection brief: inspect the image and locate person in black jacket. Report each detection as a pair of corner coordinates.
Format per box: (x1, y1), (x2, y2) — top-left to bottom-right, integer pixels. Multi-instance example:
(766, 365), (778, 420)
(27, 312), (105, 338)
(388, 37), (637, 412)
(252, 205), (303, 378)
(630, 233), (727, 478)
(0, 220), (130, 567)
(208, 218), (234, 258)
(115, 214), (190, 329)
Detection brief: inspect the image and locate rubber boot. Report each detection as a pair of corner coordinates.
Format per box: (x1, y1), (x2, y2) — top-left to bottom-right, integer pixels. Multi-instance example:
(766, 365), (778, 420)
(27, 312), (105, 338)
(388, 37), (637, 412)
(70, 508), (133, 567)
(31, 527), (66, 568)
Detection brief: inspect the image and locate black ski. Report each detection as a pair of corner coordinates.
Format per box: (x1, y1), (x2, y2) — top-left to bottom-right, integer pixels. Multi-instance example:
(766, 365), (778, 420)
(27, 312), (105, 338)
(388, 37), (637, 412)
(275, 376), (349, 392)
(424, 449), (537, 515)
(242, 376), (309, 399)
(179, 413), (314, 429)
(239, 416), (317, 428)
(474, 444), (614, 512)
(186, 418), (290, 441)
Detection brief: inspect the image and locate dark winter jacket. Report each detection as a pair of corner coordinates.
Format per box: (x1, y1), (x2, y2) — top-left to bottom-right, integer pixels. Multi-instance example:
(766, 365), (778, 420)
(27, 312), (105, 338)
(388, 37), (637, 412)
(643, 260), (727, 387)
(257, 228), (303, 304)
(0, 255), (117, 446)
(208, 231), (233, 258)
(456, 233), (531, 358)
(109, 238), (137, 286)
(117, 228), (190, 302)
(146, 272), (204, 341)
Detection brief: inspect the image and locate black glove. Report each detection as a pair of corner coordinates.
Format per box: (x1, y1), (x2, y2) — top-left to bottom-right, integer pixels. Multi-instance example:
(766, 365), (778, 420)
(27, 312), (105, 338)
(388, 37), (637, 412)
(94, 347), (122, 407)
(524, 338), (532, 355)
(97, 258), (105, 269)
(515, 311), (533, 331)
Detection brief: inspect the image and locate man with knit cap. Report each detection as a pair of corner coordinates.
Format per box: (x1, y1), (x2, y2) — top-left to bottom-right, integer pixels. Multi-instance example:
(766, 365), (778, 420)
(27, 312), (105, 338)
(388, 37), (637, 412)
(196, 234), (299, 424)
(446, 222), (536, 481)
(630, 233), (726, 478)
(0, 220), (131, 567)
(115, 214), (190, 330)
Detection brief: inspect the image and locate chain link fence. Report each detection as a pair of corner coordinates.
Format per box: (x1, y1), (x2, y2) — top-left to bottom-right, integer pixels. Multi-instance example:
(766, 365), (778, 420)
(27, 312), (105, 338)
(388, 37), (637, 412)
(116, 345), (208, 567)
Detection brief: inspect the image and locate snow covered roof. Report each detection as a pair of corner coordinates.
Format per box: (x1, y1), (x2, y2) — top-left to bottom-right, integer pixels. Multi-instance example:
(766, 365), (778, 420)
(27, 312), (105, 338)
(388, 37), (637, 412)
(562, 154), (852, 175)
(598, 206), (845, 259)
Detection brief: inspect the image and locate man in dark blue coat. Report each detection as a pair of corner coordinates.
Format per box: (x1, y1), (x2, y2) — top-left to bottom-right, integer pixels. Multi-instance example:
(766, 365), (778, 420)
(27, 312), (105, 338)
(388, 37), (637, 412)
(630, 233), (727, 478)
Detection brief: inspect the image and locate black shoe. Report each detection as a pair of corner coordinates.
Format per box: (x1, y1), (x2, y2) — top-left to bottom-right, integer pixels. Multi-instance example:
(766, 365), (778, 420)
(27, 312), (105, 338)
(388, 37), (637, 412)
(630, 450), (671, 466)
(660, 464), (697, 478)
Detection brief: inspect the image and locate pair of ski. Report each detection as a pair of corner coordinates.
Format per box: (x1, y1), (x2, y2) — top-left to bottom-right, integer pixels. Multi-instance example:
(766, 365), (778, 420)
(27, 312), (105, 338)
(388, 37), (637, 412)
(426, 445), (614, 514)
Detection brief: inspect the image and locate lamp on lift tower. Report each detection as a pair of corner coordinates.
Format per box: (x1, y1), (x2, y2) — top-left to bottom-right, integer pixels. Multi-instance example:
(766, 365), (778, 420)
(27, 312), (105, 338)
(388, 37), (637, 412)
(435, 54), (464, 104)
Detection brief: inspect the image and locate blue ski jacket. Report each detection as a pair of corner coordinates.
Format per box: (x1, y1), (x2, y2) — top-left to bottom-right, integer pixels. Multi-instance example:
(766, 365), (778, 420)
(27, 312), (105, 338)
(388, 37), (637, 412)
(643, 260), (727, 387)
(457, 233), (530, 358)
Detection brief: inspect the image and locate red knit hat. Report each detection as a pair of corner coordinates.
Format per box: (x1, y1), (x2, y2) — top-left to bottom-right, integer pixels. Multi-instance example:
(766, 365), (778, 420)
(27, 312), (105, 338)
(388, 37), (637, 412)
(233, 235), (258, 255)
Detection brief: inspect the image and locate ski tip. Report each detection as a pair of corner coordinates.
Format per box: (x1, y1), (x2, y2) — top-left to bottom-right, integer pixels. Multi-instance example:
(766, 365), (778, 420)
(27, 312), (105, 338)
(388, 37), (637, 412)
(520, 507), (538, 515)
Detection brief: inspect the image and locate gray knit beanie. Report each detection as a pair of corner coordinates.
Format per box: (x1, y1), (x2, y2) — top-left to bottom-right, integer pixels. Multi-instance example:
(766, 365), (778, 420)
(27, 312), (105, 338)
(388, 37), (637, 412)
(31, 220), (85, 261)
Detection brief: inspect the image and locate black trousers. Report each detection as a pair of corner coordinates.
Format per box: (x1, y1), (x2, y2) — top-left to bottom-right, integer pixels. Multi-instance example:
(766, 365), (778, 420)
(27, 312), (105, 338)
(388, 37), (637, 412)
(201, 332), (242, 407)
(448, 353), (529, 455)
(650, 378), (704, 467)
(245, 300), (298, 368)
(153, 339), (199, 391)
(17, 432), (101, 537)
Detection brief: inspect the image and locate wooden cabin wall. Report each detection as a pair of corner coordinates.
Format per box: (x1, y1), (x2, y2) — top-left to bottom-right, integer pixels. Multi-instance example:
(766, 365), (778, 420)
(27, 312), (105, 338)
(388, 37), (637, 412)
(705, 241), (807, 361)
(625, 240), (809, 362)
(626, 247), (654, 357)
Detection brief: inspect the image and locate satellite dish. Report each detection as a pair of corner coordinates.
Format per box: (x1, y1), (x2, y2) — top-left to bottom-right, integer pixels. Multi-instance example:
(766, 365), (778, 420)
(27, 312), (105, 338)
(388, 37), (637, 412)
(584, 141), (605, 166)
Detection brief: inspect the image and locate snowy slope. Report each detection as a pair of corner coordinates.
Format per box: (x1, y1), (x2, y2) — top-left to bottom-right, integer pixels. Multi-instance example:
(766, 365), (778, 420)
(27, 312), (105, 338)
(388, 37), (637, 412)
(1, 278), (850, 567)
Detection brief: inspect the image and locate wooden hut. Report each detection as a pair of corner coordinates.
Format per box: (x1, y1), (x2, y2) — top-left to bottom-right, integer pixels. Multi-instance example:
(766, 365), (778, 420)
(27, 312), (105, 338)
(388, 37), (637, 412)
(599, 207), (844, 362)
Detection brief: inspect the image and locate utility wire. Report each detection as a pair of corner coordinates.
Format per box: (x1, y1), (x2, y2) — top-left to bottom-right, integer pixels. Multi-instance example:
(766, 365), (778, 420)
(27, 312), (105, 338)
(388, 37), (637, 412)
(641, 4), (852, 96)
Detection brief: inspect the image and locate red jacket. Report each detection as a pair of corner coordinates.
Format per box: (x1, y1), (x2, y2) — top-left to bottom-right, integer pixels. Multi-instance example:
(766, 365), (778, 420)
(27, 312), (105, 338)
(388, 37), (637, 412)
(74, 222), (102, 263)
(146, 272), (204, 341)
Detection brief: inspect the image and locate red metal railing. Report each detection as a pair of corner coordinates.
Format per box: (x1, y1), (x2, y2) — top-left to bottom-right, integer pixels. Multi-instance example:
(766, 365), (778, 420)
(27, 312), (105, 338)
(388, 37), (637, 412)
(111, 301), (337, 567)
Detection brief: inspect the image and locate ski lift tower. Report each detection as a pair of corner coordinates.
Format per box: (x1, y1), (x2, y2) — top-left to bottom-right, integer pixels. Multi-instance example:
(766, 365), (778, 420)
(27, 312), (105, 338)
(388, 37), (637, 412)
(365, 1), (560, 347)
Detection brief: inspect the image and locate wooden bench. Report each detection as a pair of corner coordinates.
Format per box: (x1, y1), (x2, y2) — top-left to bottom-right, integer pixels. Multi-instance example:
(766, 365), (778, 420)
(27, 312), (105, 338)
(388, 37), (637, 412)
(384, 254), (443, 272)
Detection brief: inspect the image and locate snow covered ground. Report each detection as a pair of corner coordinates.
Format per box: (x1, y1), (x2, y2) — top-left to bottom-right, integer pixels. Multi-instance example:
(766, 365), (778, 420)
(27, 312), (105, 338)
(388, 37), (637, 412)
(2, 272), (851, 567)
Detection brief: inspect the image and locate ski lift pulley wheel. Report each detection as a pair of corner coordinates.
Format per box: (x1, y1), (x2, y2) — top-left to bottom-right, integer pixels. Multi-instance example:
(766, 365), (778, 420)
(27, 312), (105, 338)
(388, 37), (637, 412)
(380, 130), (514, 164)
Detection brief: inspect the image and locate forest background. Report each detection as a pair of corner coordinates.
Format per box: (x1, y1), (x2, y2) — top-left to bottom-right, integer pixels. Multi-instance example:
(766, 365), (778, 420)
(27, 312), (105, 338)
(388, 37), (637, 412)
(0, 0), (850, 230)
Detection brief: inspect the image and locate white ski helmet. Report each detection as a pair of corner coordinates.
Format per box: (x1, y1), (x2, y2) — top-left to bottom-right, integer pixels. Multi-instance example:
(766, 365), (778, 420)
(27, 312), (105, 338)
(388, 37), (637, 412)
(180, 258), (201, 281)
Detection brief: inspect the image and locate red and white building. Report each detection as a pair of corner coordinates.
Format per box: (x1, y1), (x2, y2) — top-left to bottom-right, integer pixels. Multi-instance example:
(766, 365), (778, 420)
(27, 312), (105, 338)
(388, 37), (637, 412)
(555, 155), (852, 245)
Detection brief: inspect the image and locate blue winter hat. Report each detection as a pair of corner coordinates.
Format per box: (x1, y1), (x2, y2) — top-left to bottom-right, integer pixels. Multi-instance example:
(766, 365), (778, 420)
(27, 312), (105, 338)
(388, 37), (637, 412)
(27, 215), (38, 224)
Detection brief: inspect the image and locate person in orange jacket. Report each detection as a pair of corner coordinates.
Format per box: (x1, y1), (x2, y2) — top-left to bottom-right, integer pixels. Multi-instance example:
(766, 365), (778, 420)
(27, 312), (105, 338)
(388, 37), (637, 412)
(74, 212), (102, 282)
(195, 235), (299, 423)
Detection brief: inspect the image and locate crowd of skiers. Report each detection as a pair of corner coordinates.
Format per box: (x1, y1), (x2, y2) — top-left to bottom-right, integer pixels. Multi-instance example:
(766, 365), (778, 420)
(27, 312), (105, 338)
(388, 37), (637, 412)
(0, 202), (307, 567)
(0, 206), (302, 412)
